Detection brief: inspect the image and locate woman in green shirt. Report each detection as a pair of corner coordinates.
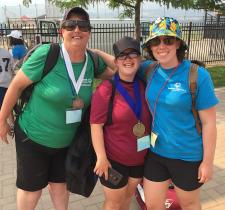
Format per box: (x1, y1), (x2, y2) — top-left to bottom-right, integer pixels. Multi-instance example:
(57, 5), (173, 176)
(0, 7), (114, 210)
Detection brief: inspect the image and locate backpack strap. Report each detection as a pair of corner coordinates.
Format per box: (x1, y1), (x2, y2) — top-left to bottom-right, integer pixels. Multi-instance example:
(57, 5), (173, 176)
(105, 79), (116, 126)
(14, 43), (60, 116)
(22, 43), (42, 63)
(144, 61), (158, 82)
(42, 43), (60, 78)
(189, 63), (202, 134)
(87, 49), (99, 77)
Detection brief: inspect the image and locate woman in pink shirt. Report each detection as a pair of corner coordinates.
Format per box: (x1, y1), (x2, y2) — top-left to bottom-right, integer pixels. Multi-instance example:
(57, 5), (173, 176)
(90, 37), (151, 210)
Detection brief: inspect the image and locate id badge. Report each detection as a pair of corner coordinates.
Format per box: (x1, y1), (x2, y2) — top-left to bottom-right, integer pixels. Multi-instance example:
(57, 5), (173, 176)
(150, 131), (158, 148)
(137, 135), (150, 152)
(66, 109), (82, 124)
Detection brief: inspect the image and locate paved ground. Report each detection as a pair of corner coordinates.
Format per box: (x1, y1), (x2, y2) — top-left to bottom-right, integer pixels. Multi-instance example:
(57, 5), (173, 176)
(0, 87), (225, 210)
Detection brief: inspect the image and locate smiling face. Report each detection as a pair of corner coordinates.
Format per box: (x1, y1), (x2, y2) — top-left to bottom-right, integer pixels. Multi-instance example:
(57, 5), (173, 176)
(114, 48), (141, 81)
(150, 36), (181, 68)
(61, 15), (90, 50)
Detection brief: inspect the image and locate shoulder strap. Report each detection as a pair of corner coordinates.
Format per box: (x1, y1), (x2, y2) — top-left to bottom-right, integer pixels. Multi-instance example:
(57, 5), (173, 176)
(87, 49), (99, 77)
(105, 79), (116, 126)
(144, 61), (158, 82)
(14, 43), (60, 117)
(42, 43), (60, 78)
(22, 43), (42, 63)
(189, 63), (202, 134)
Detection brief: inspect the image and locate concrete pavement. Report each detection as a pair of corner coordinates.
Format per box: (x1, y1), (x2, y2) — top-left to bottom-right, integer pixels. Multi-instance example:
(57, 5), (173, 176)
(0, 87), (225, 210)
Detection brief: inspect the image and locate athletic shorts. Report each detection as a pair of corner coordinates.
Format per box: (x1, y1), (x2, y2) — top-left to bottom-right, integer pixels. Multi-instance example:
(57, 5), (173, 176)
(100, 158), (144, 189)
(0, 87), (7, 108)
(144, 150), (203, 191)
(15, 122), (68, 192)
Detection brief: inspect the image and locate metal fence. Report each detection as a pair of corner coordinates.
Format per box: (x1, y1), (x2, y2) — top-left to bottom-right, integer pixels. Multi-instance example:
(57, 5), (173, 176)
(1, 21), (225, 64)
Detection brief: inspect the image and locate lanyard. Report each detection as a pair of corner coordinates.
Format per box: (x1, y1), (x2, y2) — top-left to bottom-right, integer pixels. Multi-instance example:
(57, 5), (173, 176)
(114, 73), (142, 120)
(61, 43), (88, 96)
(146, 64), (179, 127)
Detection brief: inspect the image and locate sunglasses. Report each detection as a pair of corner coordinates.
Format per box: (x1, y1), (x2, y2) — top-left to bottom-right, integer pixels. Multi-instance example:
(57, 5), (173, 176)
(61, 20), (91, 32)
(117, 51), (140, 60)
(149, 36), (177, 47)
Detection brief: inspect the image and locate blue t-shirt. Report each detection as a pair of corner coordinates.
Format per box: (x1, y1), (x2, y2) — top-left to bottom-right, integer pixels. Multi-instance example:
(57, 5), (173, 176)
(12, 45), (27, 60)
(139, 60), (219, 161)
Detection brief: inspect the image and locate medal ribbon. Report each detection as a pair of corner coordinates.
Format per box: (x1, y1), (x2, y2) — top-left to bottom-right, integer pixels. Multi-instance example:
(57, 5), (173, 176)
(114, 73), (142, 120)
(145, 64), (179, 127)
(61, 43), (88, 96)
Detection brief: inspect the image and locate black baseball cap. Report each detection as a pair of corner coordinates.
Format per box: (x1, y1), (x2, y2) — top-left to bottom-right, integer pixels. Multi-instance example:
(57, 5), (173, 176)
(113, 37), (140, 57)
(62, 7), (90, 24)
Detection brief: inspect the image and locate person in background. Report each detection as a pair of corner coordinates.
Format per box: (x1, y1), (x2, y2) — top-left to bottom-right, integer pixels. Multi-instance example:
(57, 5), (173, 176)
(0, 47), (14, 108)
(7, 30), (28, 71)
(0, 7), (114, 210)
(90, 37), (151, 210)
(7, 30), (28, 61)
(0, 47), (14, 125)
(139, 17), (218, 210)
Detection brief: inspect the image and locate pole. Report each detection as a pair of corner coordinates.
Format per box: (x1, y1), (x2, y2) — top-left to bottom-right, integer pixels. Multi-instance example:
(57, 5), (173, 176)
(187, 21), (192, 59)
(35, 3), (37, 18)
(19, 4), (21, 18)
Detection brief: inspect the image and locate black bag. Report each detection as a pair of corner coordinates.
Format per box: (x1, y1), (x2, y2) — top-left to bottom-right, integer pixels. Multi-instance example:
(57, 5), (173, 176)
(65, 106), (98, 197)
(65, 80), (116, 197)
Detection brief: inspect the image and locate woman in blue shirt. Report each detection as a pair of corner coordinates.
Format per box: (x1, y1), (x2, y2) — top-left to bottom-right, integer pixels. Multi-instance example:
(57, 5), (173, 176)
(140, 17), (219, 210)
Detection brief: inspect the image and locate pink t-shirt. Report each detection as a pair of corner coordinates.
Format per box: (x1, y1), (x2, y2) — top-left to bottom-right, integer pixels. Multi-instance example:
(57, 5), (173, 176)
(90, 79), (152, 166)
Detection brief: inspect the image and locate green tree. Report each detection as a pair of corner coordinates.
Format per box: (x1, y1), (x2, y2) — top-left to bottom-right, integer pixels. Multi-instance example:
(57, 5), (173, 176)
(23, 0), (225, 40)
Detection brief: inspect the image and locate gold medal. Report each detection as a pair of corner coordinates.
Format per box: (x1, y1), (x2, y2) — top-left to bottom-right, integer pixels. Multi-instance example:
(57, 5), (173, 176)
(133, 121), (146, 138)
(72, 97), (84, 109)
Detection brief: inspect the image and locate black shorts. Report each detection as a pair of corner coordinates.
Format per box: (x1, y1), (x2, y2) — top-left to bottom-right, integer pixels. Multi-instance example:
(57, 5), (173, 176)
(100, 159), (144, 189)
(15, 122), (68, 192)
(144, 151), (203, 191)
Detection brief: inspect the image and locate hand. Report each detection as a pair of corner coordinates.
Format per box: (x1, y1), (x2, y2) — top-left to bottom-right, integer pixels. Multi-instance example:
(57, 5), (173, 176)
(0, 120), (11, 144)
(198, 161), (213, 183)
(94, 157), (111, 180)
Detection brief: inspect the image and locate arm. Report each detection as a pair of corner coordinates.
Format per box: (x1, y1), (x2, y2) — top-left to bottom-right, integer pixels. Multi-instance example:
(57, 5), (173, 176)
(93, 49), (116, 70)
(0, 70), (33, 143)
(198, 106), (217, 183)
(97, 66), (116, 80)
(92, 49), (117, 80)
(91, 123), (111, 180)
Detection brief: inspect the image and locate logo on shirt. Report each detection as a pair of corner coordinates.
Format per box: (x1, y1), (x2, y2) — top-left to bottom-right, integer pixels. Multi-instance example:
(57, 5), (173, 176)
(168, 82), (186, 92)
(82, 78), (92, 87)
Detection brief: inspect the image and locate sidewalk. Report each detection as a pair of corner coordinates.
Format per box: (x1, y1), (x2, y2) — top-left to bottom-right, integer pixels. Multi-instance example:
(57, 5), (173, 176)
(0, 87), (225, 210)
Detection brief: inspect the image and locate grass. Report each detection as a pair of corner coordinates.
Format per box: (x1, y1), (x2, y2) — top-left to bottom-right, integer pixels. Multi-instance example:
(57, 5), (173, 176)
(207, 66), (225, 88)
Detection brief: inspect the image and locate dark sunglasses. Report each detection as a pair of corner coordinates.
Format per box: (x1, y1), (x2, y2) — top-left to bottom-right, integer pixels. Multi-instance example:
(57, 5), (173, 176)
(61, 20), (91, 32)
(117, 51), (140, 60)
(149, 36), (177, 47)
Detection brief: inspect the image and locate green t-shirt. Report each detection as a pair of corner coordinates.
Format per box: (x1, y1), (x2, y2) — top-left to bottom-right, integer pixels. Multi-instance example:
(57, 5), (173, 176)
(19, 44), (106, 148)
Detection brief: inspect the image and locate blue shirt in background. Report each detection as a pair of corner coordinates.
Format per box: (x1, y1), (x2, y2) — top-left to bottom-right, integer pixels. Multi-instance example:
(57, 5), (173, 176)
(12, 45), (27, 60)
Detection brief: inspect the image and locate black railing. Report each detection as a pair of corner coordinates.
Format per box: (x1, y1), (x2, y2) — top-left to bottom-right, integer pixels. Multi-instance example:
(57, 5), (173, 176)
(1, 21), (225, 64)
